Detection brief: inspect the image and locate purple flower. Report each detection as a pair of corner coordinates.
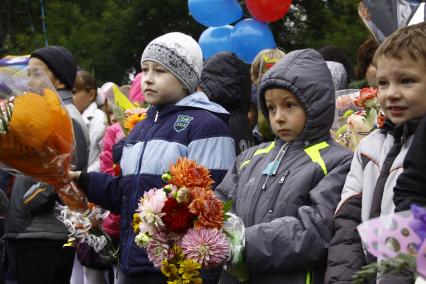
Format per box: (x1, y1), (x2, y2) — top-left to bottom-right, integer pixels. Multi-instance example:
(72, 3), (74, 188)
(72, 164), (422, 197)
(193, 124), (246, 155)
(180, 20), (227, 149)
(181, 228), (229, 269)
(410, 204), (426, 242)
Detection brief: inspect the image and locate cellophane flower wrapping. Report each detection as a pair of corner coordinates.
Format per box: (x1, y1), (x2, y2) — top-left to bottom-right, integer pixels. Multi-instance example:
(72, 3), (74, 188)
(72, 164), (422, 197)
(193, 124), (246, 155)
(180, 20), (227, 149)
(356, 205), (426, 280)
(56, 202), (119, 263)
(133, 158), (246, 283)
(333, 88), (382, 150)
(0, 68), (87, 211)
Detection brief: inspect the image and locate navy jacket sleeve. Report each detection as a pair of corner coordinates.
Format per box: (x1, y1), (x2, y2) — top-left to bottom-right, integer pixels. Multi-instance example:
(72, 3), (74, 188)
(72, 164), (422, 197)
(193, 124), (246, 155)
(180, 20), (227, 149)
(78, 172), (123, 214)
(394, 115), (426, 211)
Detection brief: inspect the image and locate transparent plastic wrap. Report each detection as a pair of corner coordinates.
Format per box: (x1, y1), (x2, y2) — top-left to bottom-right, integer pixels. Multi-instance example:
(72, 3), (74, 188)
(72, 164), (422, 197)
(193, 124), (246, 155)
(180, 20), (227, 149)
(56, 202), (119, 261)
(333, 88), (381, 150)
(223, 212), (249, 283)
(0, 67), (87, 210)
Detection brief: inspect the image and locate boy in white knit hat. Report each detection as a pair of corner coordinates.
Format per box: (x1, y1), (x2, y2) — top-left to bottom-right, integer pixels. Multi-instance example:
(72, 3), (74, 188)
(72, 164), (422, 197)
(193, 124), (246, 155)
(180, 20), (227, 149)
(70, 32), (235, 283)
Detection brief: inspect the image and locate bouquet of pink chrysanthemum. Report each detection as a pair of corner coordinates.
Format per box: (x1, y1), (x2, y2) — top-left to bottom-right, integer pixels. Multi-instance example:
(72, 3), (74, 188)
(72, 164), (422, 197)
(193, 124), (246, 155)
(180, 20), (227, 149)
(133, 158), (245, 283)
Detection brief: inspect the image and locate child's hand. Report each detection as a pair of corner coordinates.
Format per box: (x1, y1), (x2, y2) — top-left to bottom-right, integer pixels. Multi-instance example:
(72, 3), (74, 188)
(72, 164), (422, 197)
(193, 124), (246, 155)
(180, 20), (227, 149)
(64, 171), (81, 184)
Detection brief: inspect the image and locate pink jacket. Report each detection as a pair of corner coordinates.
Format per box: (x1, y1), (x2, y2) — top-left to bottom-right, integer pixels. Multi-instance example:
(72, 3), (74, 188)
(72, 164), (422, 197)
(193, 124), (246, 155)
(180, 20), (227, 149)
(99, 123), (125, 175)
(129, 73), (144, 104)
(100, 123), (124, 239)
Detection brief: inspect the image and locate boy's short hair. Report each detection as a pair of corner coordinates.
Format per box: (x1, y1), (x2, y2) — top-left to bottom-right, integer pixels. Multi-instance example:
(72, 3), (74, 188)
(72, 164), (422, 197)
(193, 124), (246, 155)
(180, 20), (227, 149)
(373, 22), (426, 63)
(251, 48), (286, 85)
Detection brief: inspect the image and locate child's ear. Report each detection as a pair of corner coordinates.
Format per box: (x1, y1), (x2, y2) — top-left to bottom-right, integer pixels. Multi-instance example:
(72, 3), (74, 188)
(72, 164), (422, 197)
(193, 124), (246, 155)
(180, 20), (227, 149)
(89, 89), (97, 102)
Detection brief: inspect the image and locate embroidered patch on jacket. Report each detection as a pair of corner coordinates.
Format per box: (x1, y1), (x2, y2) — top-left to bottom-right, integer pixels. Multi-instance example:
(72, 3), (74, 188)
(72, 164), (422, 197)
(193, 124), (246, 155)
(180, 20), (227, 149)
(173, 115), (193, 132)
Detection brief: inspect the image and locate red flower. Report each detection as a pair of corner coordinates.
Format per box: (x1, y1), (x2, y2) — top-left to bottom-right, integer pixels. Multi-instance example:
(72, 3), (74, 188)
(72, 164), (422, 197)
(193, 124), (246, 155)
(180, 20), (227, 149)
(377, 111), (386, 129)
(354, 87), (378, 108)
(161, 197), (196, 234)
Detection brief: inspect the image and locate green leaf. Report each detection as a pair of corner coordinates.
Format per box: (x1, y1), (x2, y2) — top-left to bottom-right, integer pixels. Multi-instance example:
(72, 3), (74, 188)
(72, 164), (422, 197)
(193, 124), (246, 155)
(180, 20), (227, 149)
(223, 200), (233, 213)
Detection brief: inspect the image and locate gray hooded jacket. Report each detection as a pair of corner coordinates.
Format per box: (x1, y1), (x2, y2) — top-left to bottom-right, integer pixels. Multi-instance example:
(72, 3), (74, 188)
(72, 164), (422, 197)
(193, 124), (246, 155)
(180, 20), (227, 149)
(216, 49), (352, 284)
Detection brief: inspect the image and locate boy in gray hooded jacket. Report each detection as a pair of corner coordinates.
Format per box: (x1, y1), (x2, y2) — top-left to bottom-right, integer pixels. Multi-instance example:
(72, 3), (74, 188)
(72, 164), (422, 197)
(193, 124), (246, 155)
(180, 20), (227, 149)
(216, 49), (352, 284)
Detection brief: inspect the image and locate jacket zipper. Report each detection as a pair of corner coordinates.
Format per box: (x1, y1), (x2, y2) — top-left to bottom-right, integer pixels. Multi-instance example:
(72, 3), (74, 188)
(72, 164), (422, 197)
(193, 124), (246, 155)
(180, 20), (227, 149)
(124, 111), (159, 270)
(249, 143), (289, 226)
(268, 170), (290, 214)
(249, 174), (268, 226)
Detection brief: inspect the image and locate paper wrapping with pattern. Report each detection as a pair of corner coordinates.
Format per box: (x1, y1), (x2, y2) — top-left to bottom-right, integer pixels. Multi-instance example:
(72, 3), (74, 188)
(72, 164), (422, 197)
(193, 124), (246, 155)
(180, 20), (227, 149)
(0, 88), (74, 186)
(357, 209), (426, 278)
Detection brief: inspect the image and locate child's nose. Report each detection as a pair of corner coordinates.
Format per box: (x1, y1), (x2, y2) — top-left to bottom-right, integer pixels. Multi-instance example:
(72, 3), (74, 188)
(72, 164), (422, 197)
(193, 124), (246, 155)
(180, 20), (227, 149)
(386, 84), (403, 100)
(274, 109), (286, 123)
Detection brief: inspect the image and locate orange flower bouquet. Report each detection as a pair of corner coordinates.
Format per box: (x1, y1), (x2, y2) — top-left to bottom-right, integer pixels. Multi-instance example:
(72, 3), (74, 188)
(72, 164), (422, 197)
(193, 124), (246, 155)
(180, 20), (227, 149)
(0, 72), (87, 211)
(132, 158), (247, 283)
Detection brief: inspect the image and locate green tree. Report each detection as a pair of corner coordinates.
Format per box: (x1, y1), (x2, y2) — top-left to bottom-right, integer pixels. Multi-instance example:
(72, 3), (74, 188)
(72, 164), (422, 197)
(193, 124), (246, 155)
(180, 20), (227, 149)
(1, 0), (368, 84)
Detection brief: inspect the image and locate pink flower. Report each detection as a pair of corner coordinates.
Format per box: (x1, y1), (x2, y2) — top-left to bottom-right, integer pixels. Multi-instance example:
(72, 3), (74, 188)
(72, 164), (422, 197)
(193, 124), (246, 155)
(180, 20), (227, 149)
(181, 228), (229, 269)
(145, 231), (172, 268)
(137, 188), (167, 230)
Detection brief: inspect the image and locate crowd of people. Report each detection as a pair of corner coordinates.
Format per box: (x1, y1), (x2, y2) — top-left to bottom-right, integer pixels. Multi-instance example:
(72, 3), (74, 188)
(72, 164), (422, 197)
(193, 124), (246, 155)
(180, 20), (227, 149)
(0, 19), (425, 284)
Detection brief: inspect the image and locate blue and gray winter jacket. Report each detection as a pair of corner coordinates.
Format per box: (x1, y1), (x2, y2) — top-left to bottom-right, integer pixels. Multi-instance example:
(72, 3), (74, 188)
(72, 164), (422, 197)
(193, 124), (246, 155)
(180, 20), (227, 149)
(78, 92), (235, 275)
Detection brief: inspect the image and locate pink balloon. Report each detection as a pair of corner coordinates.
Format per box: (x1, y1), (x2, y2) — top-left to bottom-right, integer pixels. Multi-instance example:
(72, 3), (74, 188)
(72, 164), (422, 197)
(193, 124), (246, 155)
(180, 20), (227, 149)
(246, 0), (292, 23)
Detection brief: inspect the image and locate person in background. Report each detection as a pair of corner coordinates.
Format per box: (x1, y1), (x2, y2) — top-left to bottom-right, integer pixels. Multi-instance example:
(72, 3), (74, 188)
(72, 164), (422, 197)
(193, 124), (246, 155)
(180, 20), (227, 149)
(199, 52), (255, 155)
(351, 37), (379, 89)
(318, 45), (354, 90)
(250, 48), (286, 143)
(4, 45), (89, 284)
(73, 70), (108, 173)
(71, 70), (111, 284)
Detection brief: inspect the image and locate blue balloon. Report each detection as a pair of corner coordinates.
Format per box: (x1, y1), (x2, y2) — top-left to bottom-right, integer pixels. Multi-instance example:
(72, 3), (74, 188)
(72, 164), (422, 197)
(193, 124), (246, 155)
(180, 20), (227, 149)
(199, 26), (234, 60)
(188, 0), (243, 27)
(231, 18), (277, 63)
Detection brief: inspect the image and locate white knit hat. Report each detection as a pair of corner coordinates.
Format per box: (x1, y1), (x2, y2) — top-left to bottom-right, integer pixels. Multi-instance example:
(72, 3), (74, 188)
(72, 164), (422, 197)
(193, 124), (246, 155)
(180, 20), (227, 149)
(141, 32), (203, 93)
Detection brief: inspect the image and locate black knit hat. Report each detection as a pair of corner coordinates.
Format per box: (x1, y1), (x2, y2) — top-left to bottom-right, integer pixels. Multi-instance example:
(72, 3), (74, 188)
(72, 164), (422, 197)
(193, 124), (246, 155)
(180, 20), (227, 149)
(31, 46), (77, 90)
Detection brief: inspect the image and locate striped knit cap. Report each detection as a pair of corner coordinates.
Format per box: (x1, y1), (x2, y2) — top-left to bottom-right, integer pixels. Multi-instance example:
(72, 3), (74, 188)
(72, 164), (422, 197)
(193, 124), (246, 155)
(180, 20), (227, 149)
(141, 32), (203, 93)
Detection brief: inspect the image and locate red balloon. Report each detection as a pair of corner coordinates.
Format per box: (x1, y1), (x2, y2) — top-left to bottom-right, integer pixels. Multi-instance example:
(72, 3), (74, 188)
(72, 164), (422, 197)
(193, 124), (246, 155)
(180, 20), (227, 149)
(246, 0), (292, 23)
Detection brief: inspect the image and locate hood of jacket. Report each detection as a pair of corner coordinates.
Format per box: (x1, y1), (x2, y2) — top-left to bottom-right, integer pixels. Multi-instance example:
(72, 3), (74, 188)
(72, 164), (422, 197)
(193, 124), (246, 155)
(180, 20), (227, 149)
(258, 49), (335, 143)
(147, 91), (230, 123)
(199, 52), (251, 113)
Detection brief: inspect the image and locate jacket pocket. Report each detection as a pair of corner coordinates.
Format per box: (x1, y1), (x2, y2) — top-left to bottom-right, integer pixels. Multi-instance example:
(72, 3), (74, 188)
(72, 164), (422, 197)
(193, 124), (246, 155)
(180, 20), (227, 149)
(267, 170), (290, 215)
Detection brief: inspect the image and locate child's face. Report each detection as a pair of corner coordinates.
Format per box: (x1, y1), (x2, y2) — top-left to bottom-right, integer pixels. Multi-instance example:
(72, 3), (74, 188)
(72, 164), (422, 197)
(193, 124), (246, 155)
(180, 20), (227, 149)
(27, 58), (64, 91)
(265, 88), (306, 142)
(377, 55), (426, 125)
(72, 88), (95, 113)
(141, 61), (186, 106)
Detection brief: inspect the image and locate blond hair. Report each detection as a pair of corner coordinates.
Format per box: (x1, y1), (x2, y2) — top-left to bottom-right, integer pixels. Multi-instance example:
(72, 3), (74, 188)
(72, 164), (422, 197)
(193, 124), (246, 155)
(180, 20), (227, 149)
(251, 48), (286, 85)
(374, 22), (426, 64)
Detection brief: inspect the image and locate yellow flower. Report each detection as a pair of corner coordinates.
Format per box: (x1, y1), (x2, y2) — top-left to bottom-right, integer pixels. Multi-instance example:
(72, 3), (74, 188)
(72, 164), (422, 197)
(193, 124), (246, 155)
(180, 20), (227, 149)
(161, 260), (178, 279)
(124, 113), (146, 132)
(132, 213), (141, 234)
(189, 278), (202, 284)
(170, 245), (185, 261)
(178, 259), (201, 280)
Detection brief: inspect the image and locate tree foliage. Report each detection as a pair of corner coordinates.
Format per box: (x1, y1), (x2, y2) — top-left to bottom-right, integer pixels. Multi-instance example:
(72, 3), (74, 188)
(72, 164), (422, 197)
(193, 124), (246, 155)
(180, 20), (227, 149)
(0, 0), (368, 84)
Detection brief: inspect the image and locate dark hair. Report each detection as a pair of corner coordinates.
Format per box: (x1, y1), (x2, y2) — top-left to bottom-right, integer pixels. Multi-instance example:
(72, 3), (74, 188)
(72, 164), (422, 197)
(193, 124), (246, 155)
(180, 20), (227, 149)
(354, 38), (378, 80)
(374, 22), (426, 64)
(318, 45), (353, 83)
(74, 70), (97, 92)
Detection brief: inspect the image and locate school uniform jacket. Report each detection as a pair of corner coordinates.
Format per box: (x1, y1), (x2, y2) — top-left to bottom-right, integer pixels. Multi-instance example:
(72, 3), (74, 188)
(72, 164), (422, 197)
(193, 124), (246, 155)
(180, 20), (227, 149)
(78, 92), (235, 275)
